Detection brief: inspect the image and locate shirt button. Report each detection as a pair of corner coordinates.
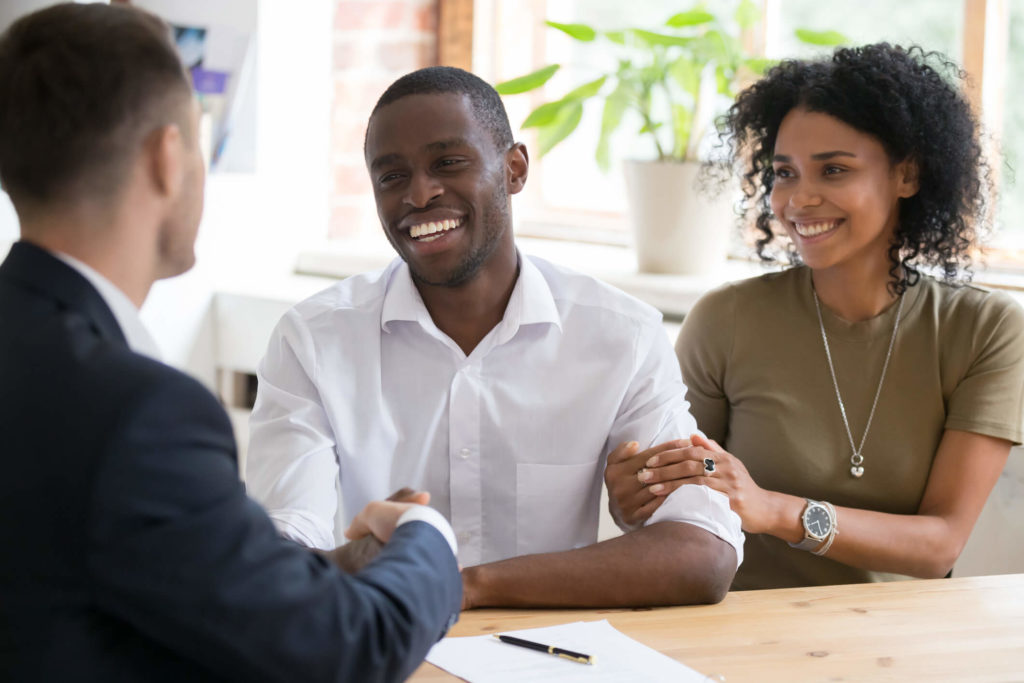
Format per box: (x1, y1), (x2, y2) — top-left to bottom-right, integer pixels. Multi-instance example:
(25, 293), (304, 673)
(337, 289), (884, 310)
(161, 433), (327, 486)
(459, 448), (471, 459)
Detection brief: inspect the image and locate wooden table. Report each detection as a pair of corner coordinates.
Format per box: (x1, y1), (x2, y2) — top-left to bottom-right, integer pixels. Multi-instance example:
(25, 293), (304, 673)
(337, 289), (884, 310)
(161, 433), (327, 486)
(411, 573), (1024, 682)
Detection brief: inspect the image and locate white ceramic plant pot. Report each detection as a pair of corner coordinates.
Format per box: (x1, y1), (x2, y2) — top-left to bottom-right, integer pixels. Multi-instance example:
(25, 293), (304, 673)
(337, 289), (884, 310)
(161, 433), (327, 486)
(622, 159), (733, 275)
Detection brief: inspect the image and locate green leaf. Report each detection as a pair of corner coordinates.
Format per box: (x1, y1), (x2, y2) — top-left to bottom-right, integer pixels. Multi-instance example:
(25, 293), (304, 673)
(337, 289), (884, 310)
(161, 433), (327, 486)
(693, 29), (731, 64)
(734, 0), (760, 30)
(671, 103), (693, 160)
(665, 10), (714, 28)
(537, 101), (583, 157)
(631, 29), (693, 47)
(546, 20), (597, 42)
(521, 99), (576, 128)
(743, 56), (775, 76)
(794, 28), (848, 46)
(596, 87), (629, 172)
(494, 64), (560, 94)
(604, 30), (627, 45)
(564, 76), (607, 101)
(638, 120), (663, 134)
(669, 57), (700, 97)
(715, 64), (732, 96)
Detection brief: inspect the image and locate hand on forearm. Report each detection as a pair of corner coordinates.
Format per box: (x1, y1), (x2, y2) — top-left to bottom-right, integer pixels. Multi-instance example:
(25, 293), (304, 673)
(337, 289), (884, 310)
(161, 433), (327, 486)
(604, 439), (693, 529)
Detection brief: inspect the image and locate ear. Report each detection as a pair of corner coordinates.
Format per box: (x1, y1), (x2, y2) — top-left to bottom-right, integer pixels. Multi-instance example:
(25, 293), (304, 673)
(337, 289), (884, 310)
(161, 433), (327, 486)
(895, 157), (919, 199)
(505, 142), (529, 196)
(147, 123), (185, 199)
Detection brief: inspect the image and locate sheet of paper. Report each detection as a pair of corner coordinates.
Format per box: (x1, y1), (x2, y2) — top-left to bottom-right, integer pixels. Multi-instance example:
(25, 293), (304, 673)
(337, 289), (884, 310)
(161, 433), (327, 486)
(426, 619), (709, 682)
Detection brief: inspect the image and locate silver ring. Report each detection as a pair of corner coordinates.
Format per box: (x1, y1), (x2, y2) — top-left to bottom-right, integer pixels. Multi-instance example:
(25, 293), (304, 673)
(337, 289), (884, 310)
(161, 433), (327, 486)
(703, 457), (716, 476)
(636, 468), (648, 486)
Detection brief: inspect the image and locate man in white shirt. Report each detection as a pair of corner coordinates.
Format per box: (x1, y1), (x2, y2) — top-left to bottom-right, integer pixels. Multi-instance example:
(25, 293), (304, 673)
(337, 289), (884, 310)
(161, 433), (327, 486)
(247, 66), (742, 608)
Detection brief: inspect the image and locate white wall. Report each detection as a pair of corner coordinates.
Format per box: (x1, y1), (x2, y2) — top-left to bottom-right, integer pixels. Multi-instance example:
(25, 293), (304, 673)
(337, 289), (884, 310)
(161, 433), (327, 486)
(0, 0), (335, 387)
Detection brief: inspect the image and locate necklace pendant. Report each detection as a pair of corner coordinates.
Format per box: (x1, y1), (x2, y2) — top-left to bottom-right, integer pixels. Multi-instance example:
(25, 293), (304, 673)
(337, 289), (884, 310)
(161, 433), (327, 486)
(850, 465), (865, 478)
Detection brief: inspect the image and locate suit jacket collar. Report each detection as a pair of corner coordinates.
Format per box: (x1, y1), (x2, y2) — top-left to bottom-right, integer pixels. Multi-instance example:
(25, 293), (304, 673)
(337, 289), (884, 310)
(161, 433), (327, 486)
(0, 240), (128, 347)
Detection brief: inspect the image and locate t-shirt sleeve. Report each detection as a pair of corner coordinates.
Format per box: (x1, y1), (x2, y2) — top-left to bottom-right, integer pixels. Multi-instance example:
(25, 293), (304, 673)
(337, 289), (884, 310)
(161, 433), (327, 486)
(675, 284), (735, 444)
(945, 291), (1024, 444)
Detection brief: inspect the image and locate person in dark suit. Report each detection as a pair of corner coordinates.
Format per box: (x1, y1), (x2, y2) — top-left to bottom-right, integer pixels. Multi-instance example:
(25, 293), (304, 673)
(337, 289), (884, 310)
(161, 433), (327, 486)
(0, 4), (461, 682)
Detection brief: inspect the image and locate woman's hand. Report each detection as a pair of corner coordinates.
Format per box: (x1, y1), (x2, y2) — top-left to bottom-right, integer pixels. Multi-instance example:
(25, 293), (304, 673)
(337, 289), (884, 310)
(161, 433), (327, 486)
(641, 434), (775, 534)
(604, 439), (697, 530)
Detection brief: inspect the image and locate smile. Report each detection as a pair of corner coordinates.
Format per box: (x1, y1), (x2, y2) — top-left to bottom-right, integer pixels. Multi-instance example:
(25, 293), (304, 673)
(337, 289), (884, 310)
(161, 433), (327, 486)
(409, 218), (462, 242)
(792, 219), (842, 237)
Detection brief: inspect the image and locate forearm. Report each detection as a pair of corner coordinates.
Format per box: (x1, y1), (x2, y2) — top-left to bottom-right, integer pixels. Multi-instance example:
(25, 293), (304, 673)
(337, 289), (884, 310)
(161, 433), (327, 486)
(462, 522), (736, 609)
(760, 490), (965, 578)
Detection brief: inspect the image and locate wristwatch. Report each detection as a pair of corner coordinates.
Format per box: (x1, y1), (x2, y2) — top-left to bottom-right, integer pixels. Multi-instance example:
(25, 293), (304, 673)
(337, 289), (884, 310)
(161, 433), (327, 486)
(789, 499), (834, 551)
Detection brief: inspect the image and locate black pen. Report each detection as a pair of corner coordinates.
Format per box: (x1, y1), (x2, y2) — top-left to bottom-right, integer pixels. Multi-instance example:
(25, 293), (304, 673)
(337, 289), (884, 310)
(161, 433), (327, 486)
(493, 634), (594, 664)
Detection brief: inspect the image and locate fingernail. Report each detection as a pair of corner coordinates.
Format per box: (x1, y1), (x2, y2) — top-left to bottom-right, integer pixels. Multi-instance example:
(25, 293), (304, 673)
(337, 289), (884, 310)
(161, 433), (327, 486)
(629, 441), (639, 451)
(638, 470), (652, 482)
(646, 456), (658, 467)
(649, 484), (664, 494)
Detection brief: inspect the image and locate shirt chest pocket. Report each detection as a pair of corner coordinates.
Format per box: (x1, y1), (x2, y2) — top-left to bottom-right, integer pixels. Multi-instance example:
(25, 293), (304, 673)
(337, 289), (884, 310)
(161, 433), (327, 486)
(515, 461), (601, 556)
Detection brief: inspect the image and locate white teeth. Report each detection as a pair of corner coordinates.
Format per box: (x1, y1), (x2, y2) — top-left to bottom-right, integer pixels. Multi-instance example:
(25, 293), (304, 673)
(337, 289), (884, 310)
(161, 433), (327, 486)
(794, 220), (840, 237)
(409, 218), (461, 239)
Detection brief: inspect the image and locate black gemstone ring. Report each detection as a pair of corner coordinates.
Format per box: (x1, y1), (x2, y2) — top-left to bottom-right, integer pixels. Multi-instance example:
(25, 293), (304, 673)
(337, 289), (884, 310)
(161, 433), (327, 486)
(703, 457), (716, 476)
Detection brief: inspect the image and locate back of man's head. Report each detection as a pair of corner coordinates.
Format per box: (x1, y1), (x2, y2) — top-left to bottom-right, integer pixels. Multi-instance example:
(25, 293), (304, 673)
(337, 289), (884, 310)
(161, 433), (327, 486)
(369, 66), (515, 152)
(0, 3), (192, 220)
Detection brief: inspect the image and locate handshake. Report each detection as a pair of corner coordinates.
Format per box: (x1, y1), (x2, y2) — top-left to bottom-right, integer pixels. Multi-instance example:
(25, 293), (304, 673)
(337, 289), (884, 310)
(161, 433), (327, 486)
(325, 487), (434, 574)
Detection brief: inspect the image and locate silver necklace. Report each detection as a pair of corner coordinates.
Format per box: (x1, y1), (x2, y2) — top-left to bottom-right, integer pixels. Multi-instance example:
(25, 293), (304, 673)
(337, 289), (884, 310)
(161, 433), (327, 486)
(812, 289), (904, 478)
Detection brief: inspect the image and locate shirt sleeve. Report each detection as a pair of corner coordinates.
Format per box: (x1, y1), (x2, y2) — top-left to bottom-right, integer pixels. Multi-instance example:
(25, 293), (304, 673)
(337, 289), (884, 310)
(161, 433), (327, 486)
(606, 312), (743, 558)
(945, 292), (1024, 444)
(396, 505), (458, 558)
(246, 308), (340, 549)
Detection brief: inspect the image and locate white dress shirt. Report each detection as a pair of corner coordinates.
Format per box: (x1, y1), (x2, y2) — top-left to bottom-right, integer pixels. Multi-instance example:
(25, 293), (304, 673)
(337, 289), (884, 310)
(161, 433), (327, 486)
(247, 253), (742, 567)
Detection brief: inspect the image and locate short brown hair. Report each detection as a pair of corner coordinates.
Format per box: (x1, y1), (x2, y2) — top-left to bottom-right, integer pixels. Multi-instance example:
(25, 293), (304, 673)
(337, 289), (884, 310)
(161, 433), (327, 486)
(0, 3), (192, 213)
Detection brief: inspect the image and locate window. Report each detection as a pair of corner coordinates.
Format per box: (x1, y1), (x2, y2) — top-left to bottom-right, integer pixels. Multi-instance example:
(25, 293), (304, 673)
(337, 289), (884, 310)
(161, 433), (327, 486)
(473, 0), (1018, 257)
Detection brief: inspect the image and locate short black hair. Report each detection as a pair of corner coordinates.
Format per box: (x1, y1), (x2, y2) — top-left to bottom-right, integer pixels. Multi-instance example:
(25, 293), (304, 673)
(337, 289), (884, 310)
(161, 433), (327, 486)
(0, 3), (192, 214)
(368, 66), (515, 152)
(719, 43), (985, 293)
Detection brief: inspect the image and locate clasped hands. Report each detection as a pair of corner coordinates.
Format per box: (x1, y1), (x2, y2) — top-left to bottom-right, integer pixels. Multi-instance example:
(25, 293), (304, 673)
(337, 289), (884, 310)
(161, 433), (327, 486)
(604, 434), (769, 532)
(330, 487), (431, 574)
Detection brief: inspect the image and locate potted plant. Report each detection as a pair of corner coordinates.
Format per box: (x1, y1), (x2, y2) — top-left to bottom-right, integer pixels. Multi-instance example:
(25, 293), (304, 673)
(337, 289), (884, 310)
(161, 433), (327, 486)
(495, 2), (844, 274)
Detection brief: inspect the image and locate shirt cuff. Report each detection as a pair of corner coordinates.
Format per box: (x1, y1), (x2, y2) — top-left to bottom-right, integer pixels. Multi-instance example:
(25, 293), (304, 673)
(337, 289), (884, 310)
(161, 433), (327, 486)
(396, 505), (459, 558)
(644, 484), (745, 568)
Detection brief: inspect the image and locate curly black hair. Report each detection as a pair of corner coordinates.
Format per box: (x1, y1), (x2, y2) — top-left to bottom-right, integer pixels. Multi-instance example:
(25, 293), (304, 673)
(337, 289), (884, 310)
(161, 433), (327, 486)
(718, 43), (986, 293)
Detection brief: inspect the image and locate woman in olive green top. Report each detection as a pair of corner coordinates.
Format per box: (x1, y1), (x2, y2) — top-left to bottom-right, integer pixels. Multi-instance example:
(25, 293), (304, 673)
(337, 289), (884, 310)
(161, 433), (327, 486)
(607, 43), (1024, 589)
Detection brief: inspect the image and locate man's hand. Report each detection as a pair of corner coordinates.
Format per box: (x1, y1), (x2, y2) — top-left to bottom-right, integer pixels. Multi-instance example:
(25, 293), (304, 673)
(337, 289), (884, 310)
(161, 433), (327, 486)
(344, 489), (432, 544)
(604, 439), (692, 529)
(327, 488), (432, 573)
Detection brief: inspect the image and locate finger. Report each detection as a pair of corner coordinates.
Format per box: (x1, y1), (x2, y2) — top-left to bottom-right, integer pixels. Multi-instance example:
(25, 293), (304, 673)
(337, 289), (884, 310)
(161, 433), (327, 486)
(640, 460), (706, 485)
(691, 433), (725, 453)
(606, 441), (639, 465)
(344, 514), (371, 541)
(649, 476), (728, 497)
(633, 494), (667, 522)
(387, 487), (416, 501)
(643, 445), (708, 468)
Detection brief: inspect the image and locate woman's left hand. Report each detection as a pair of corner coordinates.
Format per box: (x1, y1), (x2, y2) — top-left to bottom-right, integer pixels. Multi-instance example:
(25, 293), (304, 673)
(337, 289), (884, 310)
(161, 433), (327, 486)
(643, 434), (775, 534)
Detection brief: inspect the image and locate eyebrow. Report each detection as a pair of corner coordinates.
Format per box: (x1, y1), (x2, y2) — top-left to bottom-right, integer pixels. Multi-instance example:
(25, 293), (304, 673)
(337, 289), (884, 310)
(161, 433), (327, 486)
(773, 150), (857, 162)
(369, 137), (472, 172)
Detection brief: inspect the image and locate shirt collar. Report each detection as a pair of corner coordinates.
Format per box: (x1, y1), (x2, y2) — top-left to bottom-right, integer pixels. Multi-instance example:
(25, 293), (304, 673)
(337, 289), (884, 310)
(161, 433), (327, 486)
(53, 251), (162, 360)
(379, 251), (562, 340)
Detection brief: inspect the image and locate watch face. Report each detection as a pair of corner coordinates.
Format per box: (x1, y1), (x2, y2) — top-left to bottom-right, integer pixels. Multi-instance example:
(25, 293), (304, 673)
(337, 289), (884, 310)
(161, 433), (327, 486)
(804, 504), (832, 540)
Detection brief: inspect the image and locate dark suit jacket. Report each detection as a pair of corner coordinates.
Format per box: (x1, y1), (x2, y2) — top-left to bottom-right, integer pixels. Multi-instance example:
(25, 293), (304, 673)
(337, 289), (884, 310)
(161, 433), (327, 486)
(0, 241), (461, 682)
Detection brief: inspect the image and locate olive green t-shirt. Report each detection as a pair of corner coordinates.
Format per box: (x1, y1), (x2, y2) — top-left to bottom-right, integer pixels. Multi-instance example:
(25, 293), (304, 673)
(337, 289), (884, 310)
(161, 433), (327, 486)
(677, 266), (1024, 590)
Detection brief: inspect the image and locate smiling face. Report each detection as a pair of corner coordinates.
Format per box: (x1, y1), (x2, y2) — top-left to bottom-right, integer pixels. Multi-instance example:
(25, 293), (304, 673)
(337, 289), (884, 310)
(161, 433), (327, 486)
(770, 108), (918, 275)
(364, 92), (527, 288)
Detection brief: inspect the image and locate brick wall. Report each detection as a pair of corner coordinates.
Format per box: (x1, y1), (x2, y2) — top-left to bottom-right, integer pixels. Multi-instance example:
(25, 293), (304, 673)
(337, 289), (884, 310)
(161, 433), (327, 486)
(329, 0), (438, 239)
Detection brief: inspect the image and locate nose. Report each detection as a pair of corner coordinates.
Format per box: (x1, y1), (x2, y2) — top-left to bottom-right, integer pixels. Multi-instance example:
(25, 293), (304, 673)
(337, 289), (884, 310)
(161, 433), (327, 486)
(788, 179), (822, 208)
(404, 171), (443, 208)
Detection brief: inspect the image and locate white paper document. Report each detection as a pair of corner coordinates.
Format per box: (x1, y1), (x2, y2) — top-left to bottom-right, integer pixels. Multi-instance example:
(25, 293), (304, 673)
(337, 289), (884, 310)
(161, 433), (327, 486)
(426, 619), (709, 682)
